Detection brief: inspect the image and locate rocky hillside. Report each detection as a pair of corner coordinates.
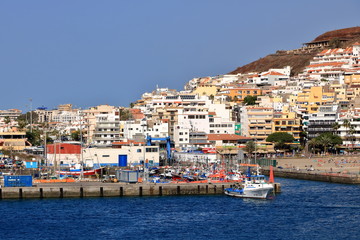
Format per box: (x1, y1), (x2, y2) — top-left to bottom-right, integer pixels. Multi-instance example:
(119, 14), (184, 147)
(229, 52), (317, 76)
(229, 27), (360, 76)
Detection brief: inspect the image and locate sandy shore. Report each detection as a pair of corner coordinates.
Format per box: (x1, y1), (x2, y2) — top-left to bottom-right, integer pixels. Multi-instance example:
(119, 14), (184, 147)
(275, 155), (360, 174)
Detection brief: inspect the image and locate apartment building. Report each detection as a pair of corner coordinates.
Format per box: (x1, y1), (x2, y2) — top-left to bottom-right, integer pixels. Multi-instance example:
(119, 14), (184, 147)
(93, 114), (121, 146)
(273, 111), (302, 144)
(242, 106), (274, 151)
(307, 105), (338, 139)
(82, 105), (117, 144)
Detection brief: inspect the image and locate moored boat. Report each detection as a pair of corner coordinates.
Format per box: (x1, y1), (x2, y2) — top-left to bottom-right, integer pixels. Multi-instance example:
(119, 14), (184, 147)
(57, 167), (102, 176)
(224, 166), (274, 199)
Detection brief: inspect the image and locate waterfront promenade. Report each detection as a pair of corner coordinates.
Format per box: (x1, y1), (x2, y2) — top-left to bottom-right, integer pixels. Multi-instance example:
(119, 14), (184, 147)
(275, 154), (360, 174)
(261, 154), (360, 184)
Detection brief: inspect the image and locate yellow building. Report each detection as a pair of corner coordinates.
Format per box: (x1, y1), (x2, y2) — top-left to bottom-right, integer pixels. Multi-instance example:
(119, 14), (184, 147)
(246, 106), (274, 152)
(0, 131), (30, 152)
(330, 83), (347, 103)
(273, 111), (302, 145)
(192, 85), (218, 97)
(344, 73), (360, 85)
(219, 87), (261, 102)
(296, 86), (335, 114)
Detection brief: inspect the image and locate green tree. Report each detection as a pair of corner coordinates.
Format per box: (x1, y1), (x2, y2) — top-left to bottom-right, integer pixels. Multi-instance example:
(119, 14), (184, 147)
(243, 95), (257, 105)
(316, 133), (332, 154)
(244, 140), (256, 158)
(4, 116), (11, 125)
(266, 132), (295, 151)
(308, 138), (319, 154)
(17, 120), (27, 130)
(119, 109), (133, 121)
(26, 130), (43, 146)
(314, 132), (342, 154)
(342, 119), (352, 147)
(332, 122), (340, 135)
(71, 130), (81, 141)
(17, 111), (39, 124)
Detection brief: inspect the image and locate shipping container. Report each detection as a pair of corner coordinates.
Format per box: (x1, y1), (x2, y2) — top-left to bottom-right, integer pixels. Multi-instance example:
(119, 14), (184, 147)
(25, 161), (38, 169)
(116, 170), (138, 183)
(4, 175), (33, 187)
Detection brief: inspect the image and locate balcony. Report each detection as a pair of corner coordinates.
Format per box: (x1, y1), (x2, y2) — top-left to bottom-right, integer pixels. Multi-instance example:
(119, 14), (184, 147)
(92, 136), (121, 141)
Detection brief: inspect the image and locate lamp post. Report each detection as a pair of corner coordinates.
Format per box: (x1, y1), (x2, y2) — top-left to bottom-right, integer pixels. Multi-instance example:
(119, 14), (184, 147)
(141, 123), (147, 183)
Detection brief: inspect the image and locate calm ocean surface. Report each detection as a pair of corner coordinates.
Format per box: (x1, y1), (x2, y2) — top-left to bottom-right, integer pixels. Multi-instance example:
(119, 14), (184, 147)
(1, 178), (360, 240)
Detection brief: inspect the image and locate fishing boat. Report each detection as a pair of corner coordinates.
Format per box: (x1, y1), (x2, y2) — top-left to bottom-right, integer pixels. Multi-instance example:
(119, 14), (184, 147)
(224, 165), (274, 199)
(57, 167), (102, 176)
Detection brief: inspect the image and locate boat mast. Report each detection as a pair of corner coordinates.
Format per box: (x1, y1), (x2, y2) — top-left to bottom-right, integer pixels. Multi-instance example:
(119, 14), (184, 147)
(80, 113), (84, 179)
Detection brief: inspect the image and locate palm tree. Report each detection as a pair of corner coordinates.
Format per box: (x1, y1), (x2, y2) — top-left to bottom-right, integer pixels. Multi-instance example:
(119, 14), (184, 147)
(342, 119), (351, 147)
(317, 134), (333, 155)
(332, 122), (340, 135)
(308, 138), (319, 154)
(348, 125), (356, 150)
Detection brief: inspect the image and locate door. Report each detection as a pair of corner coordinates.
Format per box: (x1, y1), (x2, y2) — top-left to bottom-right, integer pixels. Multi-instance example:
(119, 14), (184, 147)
(118, 155), (128, 167)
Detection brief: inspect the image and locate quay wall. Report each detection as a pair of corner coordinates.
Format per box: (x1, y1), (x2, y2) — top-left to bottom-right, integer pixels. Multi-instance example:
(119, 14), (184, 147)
(262, 169), (360, 184)
(0, 182), (281, 199)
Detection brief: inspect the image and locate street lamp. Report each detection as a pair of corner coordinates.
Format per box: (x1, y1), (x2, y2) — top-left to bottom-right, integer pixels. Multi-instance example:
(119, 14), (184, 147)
(141, 123), (147, 183)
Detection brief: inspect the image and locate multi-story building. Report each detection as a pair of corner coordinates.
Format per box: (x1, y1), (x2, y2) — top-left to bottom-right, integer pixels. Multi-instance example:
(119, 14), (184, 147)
(82, 105), (117, 144)
(273, 111), (302, 144)
(0, 129), (30, 152)
(218, 87), (261, 102)
(93, 114), (120, 146)
(307, 105), (338, 139)
(242, 106), (274, 151)
(0, 109), (22, 120)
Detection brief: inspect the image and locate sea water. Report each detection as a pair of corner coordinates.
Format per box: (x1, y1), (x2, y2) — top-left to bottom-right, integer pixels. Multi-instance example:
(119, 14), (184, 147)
(1, 178), (360, 240)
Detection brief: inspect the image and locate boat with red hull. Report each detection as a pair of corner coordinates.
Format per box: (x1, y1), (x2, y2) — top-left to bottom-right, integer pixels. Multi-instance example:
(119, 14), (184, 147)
(57, 168), (103, 176)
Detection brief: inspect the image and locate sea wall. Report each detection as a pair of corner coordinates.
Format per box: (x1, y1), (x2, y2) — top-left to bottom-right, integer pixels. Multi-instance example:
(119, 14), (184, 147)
(262, 169), (360, 184)
(0, 182), (281, 199)
(0, 183), (229, 199)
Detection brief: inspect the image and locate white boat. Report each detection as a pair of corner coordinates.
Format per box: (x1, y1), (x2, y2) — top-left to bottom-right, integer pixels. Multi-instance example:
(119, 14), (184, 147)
(224, 167), (274, 199)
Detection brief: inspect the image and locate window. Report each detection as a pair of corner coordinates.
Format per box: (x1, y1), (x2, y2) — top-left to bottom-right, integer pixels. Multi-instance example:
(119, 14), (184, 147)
(102, 155), (110, 157)
(146, 148), (158, 152)
(180, 132), (183, 135)
(137, 149), (142, 153)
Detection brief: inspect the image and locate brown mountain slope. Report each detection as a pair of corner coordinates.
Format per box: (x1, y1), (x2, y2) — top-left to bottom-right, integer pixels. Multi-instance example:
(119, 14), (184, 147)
(229, 52), (317, 76)
(229, 27), (360, 76)
(312, 26), (360, 42)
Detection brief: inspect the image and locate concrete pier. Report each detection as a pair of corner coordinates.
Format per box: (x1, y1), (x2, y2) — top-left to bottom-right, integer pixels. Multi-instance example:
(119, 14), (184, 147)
(0, 182), (281, 199)
(262, 169), (360, 184)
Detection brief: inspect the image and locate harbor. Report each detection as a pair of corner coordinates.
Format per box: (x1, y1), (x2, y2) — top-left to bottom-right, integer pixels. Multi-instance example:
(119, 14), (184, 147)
(0, 181), (282, 200)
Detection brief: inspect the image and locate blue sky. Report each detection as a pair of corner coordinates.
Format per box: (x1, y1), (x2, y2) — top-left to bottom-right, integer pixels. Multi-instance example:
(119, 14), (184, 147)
(1, 0), (359, 111)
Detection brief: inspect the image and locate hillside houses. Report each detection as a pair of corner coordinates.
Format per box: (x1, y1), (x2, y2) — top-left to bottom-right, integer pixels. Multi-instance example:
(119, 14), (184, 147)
(5, 42), (360, 166)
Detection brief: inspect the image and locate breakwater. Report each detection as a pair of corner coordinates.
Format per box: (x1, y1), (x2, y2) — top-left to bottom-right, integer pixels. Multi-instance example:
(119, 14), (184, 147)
(262, 169), (360, 184)
(0, 182), (281, 199)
